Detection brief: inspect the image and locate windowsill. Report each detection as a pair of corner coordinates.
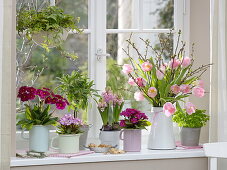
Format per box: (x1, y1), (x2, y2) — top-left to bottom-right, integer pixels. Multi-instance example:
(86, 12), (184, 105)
(11, 148), (205, 167)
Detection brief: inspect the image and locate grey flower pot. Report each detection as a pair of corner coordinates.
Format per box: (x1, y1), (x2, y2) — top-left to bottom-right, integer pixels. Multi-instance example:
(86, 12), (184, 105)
(180, 127), (201, 146)
(79, 125), (90, 150)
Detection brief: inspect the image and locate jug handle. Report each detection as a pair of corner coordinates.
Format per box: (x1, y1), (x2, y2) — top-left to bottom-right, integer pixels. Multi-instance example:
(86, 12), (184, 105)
(50, 136), (59, 150)
(120, 130), (124, 140)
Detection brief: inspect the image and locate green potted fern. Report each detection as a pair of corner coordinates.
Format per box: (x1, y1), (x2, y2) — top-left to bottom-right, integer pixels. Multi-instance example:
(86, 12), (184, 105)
(173, 108), (209, 146)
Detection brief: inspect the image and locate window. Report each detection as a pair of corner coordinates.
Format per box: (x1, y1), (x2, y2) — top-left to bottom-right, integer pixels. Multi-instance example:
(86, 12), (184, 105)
(16, 0), (186, 149)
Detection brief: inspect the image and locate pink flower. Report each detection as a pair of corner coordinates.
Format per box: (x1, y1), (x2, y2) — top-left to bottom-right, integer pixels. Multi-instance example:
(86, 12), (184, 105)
(171, 84), (181, 94)
(163, 102), (176, 117)
(128, 78), (136, 86)
(185, 102), (196, 115)
(156, 70), (164, 80)
(169, 59), (181, 69)
(56, 100), (67, 110)
(134, 91), (145, 101)
(122, 64), (133, 74)
(180, 84), (191, 94)
(192, 87), (205, 98)
(120, 120), (126, 127)
(148, 87), (157, 98)
(141, 62), (153, 72)
(135, 77), (146, 87)
(193, 80), (204, 88)
(160, 63), (167, 72)
(182, 57), (191, 68)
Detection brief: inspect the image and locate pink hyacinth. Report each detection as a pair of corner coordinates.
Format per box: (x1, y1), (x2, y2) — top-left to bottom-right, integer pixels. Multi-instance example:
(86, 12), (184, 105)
(160, 63), (167, 73)
(148, 87), (157, 98)
(180, 84), (191, 94)
(135, 77), (146, 87)
(163, 102), (176, 117)
(171, 84), (181, 94)
(141, 62), (153, 72)
(182, 57), (191, 68)
(169, 59), (181, 69)
(193, 80), (205, 88)
(134, 91), (144, 101)
(128, 78), (136, 86)
(185, 102), (196, 115)
(192, 87), (205, 98)
(122, 64), (133, 74)
(156, 70), (164, 80)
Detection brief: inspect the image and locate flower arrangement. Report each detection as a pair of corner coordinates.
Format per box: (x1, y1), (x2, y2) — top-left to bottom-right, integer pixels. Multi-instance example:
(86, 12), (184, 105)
(97, 89), (124, 131)
(57, 114), (83, 134)
(120, 108), (151, 129)
(17, 86), (69, 130)
(173, 109), (209, 128)
(122, 31), (211, 116)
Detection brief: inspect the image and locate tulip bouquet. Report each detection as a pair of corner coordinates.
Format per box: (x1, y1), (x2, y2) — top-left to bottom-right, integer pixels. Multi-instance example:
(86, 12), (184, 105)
(97, 89), (124, 131)
(17, 86), (69, 130)
(122, 31), (211, 116)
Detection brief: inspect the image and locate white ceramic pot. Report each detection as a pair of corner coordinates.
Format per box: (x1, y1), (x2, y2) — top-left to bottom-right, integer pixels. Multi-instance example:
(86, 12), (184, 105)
(99, 130), (120, 148)
(51, 134), (80, 154)
(147, 107), (176, 150)
(21, 125), (49, 152)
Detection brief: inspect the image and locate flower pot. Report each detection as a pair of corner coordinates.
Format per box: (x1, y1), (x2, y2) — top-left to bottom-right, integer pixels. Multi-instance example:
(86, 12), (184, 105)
(147, 107), (176, 150)
(120, 129), (141, 152)
(79, 125), (91, 150)
(180, 127), (201, 146)
(99, 130), (120, 148)
(21, 125), (49, 152)
(32, 29), (68, 48)
(51, 134), (81, 153)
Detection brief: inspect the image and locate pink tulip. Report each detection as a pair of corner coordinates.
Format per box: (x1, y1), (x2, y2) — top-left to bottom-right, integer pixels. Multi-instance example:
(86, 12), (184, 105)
(141, 62), (153, 72)
(156, 70), (164, 80)
(128, 78), (136, 86)
(148, 87), (157, 98)
(134, 91), (145, 101)
(192, 87), (205, 98)
(180, 84), (191, 94)
(182, 57), (191, 68)
(122, 64), (133, 74)
(160, 63), (167, 72)
(185, 102), (196, 115)
(171, 84), (181, 94)
(169, 59), (181, 69)
(135, 77), (146, 87)
(163, 102), (176, 117)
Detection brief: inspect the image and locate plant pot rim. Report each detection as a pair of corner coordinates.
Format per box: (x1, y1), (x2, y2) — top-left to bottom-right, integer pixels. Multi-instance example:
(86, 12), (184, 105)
(100, 130), (121, 132)
(182, 127), (202, 129)
(32, 125), (48, 127)
(59, 134), (81, 137)
(122, 129), (142, 131)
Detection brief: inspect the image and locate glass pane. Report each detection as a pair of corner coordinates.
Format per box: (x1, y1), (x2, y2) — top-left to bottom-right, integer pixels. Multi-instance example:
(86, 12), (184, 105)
(57, 0), (88, 29)
(106, 32), (173, 112)
(143, 0), (174, 29)
(107, 0), (139, 29)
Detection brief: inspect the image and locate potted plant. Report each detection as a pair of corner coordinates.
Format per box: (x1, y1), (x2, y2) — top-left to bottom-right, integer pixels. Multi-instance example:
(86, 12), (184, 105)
(119, 108), (151, 152)
(97, 89), (124, 147)
(51, 114), (83, 153)
(56, 70), (98, 149)
(122, 31), (211, 149)
(17, 86), (68, 152)
(17, 6), (82, 48)
(173, 108), (209, 146)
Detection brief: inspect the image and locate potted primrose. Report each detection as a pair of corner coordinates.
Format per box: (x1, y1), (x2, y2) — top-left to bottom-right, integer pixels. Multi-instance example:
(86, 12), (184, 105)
(17, 6), (82, 48)
(119, 108), (151, 152)
(56, 70), (98, 150)
(97, 88), (124, 148)
(51, 114), (83, 153)
(17, 86), (68, 152)
(173, 107), (209, 146)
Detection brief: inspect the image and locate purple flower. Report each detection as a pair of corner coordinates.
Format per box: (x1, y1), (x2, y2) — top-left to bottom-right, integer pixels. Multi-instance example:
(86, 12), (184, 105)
(120, 120), (126, 127)
(17, 86), (37, 101)
(130, 118), (139, 124)
(101, 90), (115, 103)
(56, 100), (67, 110)
(59, 114), (83, 126)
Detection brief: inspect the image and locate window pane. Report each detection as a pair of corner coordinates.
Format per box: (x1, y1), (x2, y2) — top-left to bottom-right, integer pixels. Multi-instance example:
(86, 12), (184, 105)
(107, 0), (139, 29)
(106, 33), (173, 112)
(143, 0), (174, 29)
(57, 0), (88, 29)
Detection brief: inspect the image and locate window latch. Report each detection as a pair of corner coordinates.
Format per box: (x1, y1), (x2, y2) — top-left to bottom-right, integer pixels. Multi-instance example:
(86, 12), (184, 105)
(96, 48), (110, 61)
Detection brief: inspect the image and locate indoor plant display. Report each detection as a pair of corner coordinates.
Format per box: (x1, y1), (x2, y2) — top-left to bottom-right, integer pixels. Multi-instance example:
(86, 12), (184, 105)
(119, 108), (151, 152)
(56, 70), (98, 149)
(122, 31), (211, 149)
(17, 86), (68, 152)
(17, 6), (82, 48)
(97, 89), (124, 147)
(51, 114), (83, 153)
(173, 108), (209, 146)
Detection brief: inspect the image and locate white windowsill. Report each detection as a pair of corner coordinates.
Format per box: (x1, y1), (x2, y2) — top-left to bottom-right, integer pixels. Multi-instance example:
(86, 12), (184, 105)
(11, 148), (205, 167)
